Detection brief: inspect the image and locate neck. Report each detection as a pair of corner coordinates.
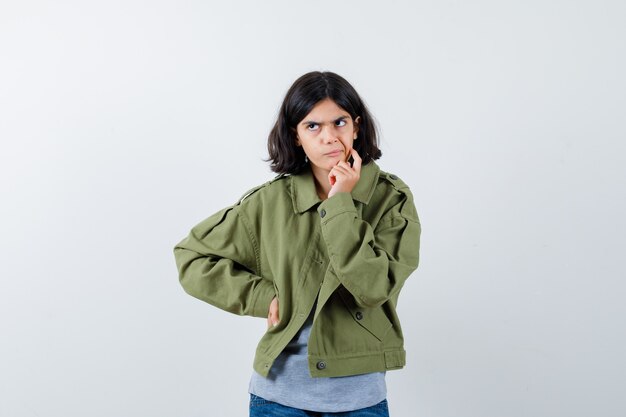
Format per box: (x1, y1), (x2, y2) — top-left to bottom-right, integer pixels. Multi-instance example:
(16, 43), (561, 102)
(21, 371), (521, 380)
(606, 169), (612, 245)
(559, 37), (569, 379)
(310, 165), (331, 200)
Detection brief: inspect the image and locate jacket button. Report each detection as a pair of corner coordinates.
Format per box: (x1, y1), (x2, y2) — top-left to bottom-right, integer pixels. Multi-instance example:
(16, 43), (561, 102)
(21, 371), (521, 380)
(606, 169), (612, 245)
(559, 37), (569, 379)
(320, 209), (326, 218)
(316, 361), (326, 370)
(355, 311), (363, 320)
(389, 174), (398, 180)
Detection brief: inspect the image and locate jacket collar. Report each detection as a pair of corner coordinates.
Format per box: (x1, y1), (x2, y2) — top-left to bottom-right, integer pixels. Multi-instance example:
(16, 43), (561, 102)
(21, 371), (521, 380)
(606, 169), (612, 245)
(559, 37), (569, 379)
(290, 161), (381, 213)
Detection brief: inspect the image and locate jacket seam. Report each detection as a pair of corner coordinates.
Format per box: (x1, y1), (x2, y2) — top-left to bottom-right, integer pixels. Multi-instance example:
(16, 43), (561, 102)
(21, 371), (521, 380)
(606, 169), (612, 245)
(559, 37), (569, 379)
(238, 207), (262, 277)
(307, 349), (404, 359)
(375, 213), (418, 232)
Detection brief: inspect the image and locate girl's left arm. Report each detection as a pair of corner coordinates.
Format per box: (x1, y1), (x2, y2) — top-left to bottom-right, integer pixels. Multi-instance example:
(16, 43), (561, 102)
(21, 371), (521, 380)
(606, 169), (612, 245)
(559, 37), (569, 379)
(317, 186), (421, 309)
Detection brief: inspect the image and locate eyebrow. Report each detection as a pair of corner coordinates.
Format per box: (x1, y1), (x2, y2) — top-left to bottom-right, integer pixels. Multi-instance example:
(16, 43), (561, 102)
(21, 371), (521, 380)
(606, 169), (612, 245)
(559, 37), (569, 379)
(300, 115), (350, 126)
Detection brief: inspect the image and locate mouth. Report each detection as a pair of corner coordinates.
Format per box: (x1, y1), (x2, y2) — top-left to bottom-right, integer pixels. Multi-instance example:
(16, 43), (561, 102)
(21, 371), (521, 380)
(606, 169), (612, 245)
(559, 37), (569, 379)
(324, 149), (343, 156)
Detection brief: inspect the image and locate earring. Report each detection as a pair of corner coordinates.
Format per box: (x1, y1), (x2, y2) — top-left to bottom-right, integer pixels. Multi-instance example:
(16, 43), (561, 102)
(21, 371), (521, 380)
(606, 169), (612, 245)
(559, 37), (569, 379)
(305, 155), (309, 163)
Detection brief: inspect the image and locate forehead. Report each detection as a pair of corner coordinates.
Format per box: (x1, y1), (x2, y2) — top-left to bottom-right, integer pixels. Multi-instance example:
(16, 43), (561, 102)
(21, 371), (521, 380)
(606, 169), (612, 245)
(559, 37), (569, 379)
(302, 98), (351, 120)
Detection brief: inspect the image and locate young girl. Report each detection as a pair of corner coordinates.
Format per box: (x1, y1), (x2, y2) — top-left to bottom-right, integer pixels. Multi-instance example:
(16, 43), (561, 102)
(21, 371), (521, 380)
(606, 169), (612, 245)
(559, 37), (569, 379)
(174, 71), (421, 416)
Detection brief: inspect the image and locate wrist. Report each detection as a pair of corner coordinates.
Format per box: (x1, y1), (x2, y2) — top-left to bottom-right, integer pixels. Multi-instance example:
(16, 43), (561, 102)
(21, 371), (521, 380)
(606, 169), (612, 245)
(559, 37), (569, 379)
(329, 185), (355, 198)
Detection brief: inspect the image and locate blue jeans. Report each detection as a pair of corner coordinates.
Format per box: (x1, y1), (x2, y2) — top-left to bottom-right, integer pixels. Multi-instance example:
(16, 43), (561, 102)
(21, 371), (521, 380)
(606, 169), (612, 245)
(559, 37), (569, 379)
(249, 393), (390, 417)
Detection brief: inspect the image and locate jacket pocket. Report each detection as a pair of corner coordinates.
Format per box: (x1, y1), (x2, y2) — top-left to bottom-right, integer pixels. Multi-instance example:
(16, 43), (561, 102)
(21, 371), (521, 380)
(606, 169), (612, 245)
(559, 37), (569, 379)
(337, 286), (393, 342)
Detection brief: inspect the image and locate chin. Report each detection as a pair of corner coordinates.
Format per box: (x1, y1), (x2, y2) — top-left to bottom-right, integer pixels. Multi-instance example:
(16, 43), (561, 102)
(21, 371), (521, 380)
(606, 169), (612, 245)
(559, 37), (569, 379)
(324, 160), (340, 169)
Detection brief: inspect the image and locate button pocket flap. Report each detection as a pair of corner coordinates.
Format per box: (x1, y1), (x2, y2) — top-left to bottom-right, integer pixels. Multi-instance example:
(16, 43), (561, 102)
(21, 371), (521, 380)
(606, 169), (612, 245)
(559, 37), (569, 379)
(337, 286), (393, 342)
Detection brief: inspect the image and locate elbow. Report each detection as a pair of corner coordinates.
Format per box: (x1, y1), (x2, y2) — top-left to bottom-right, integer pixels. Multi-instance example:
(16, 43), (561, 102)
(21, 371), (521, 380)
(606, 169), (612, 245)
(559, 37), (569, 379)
(178, 270), (199, 296)
(351, 265), (417, 309)
(174, 248), (212, 296)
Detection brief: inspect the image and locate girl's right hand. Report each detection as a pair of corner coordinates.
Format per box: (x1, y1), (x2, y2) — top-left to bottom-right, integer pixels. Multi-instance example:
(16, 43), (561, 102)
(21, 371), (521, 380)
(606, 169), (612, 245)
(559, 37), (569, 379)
(267, 296), (280, 328)
(327, 148), (362, 198)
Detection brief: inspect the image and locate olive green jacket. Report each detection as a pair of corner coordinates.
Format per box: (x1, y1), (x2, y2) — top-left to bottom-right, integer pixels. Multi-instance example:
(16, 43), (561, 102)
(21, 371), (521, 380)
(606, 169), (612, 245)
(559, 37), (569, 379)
(173, 161), (421, 378)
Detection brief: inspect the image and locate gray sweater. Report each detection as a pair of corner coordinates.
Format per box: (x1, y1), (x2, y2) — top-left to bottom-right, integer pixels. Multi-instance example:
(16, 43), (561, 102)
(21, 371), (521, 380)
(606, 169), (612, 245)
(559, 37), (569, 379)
(248, 304), (386, 412)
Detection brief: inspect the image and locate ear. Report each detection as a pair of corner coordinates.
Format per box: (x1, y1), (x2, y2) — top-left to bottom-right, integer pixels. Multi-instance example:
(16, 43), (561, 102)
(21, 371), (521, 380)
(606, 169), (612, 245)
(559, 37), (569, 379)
(353, 116), (361, 139)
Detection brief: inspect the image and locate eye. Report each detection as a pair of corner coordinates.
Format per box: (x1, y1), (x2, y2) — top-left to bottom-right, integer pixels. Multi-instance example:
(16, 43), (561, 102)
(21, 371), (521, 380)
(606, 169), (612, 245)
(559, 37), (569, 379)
(335, 119), (347, 127)
(307, 123), (319, 131)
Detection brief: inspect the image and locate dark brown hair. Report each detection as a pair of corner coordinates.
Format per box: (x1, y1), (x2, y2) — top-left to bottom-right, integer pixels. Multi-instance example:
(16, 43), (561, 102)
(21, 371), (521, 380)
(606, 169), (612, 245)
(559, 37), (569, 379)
(266, 71), (382, 174)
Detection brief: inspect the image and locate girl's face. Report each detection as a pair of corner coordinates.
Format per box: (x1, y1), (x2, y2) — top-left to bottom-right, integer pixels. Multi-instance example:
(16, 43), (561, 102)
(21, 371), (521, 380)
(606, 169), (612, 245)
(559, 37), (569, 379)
(295, 98), (360, 173)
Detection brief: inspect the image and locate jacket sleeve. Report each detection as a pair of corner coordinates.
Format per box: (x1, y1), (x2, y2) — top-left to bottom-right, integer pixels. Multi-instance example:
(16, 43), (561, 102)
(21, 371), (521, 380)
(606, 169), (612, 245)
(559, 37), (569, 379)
(173, 203), (276, 318)
(317, 187), (421, 309)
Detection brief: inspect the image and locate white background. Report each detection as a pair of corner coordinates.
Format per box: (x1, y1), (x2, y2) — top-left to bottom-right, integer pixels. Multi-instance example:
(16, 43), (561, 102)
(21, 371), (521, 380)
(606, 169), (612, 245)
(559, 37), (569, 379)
(1, 1), (625, 416)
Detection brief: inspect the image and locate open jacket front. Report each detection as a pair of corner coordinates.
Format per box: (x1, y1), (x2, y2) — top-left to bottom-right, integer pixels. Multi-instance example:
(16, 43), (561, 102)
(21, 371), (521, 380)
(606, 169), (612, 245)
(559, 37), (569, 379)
(173, 161), (421, 378)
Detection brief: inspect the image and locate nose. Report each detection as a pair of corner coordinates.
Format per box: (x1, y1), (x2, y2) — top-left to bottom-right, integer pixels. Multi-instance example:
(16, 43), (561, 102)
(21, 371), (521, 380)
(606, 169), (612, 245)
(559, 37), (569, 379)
(320, 125), (339, 143)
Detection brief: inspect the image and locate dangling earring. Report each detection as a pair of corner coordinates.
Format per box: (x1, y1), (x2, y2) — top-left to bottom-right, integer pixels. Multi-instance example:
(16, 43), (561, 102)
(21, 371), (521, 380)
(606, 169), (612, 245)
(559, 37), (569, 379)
(304, 155), (309, 163)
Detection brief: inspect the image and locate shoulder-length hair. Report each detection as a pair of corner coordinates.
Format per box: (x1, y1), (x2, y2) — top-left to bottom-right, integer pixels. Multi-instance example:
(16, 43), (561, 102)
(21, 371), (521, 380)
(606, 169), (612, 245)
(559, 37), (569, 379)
(266, 71), (382, 174)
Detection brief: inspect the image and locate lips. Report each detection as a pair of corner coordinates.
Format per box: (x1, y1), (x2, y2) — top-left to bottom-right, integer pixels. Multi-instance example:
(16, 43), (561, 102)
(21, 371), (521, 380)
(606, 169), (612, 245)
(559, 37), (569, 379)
(324, 149), (343, 156)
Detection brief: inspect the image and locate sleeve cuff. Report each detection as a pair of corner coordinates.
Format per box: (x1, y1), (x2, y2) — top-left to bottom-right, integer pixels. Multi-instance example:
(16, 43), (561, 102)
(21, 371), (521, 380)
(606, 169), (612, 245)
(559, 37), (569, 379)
(317, 192), (356, 223)
(251, 279), (276, 318)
